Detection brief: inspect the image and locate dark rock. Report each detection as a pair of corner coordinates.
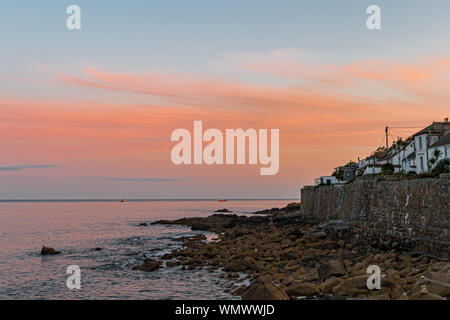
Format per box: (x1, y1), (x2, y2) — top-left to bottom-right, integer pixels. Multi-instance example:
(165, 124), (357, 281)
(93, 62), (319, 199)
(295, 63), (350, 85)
(166, 261), (181, 268)
(214, 208), (232, 213)
(287, 229), (304, 239)
(332, 275), (368, 297)
(241, 281), (289, 300)
(41, 246), (60, 255)
(224, 260), (246, 272)
(233, 285), (248, 296)
(191, 222), (212, 230)
(318, 259), (347, 281)
(285, 202), (301, 212)
(174, 234), (207, 242)
(285, 281), (320, 297)
(223, 221), (237, 228)
(281, 248), (298, 260)
(132, 258), (162, 272)
(317, 220), (349, 232)
(311, 231), (327, 239)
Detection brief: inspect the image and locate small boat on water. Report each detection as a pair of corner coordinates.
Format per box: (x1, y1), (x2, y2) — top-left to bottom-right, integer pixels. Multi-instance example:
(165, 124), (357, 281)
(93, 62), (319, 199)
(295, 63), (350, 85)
(218, 199), (226, 202)
(120, 199), (127, 203)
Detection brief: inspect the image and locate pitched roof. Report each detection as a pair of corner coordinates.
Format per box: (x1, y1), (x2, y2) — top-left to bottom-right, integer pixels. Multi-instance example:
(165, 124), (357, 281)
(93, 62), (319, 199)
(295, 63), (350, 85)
(378, 146), (398, 161)
(372, 149), (388, 160)
(430, 134), (450, 148)
(406, 152), (416, 160)
(413, 122), (450, 136)
(341, 161), (358, 168)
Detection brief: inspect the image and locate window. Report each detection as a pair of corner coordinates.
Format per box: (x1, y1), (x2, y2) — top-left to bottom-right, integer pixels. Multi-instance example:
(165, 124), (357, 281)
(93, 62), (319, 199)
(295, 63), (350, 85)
(418, 137), (423, 150)
(420, 157), (424, 171)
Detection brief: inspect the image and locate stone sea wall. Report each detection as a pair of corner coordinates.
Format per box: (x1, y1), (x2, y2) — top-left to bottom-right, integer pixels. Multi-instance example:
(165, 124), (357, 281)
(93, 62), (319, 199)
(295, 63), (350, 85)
(300, 174), (450, 260)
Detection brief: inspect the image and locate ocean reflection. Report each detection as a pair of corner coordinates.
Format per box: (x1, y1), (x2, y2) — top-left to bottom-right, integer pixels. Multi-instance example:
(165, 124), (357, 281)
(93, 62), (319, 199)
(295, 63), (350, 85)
(0, 200), (290, 299)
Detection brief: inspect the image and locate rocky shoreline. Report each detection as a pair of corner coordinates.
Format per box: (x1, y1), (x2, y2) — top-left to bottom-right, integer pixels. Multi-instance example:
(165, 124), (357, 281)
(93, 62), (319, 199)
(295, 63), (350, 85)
(148, 203), (449, 300)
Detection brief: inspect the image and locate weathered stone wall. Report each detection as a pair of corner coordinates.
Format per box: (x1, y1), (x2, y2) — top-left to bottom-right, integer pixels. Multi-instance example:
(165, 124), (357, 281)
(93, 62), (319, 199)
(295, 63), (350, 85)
(300, 174), (450, 260)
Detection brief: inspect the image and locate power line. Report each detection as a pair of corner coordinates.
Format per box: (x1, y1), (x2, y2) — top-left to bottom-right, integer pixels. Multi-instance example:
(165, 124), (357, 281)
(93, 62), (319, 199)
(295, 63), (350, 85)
(388, 126), (424, 129)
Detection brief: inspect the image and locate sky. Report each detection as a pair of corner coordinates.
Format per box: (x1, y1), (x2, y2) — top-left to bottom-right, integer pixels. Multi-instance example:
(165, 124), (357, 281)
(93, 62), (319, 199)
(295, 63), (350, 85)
(0, 0), (449, 199)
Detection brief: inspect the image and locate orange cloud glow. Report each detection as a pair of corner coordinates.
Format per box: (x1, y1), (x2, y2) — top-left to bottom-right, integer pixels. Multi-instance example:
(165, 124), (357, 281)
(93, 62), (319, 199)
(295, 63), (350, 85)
(2, 54), (448, 197)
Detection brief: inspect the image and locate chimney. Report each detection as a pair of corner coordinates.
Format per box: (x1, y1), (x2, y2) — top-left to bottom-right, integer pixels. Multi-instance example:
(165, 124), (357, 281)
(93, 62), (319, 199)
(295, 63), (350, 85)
(445, 118), (448, 123)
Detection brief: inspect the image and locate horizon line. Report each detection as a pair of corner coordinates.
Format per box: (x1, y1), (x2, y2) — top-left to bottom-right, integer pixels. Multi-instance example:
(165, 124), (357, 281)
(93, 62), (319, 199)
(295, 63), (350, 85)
(0, 198), (298, 203)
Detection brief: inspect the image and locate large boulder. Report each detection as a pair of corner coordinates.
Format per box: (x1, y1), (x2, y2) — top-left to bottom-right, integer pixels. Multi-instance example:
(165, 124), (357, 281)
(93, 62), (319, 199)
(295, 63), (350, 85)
(132, 258), (162, 272)
(241, 257), (257, 271)
(320, 276), (343, 294)
(332, 275), (368, 297)
(41, 246), (61, 255)
(166, 260), (181, 268)
(241, 281), (288, 300)
(285, 281), (319, 297)
(224, 260), (246, 272)
(318, 259), (347, 281)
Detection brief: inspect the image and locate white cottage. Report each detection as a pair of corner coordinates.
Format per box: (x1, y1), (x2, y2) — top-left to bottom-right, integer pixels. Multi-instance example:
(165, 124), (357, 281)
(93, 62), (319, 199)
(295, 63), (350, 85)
(413, 120), (450, 173)
(428, 134), (450, 167)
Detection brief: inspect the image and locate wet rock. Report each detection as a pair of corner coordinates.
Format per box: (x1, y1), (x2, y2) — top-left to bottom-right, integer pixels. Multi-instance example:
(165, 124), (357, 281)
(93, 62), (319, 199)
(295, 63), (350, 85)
(284, 262), (302, 272)
(224, 260), (246, 272)
(41, 246), (60, 255)
(166, 260), (181, 267)
(93, 247), (103, 251)
(318, 259), (347, 281)
(320, 277), (343, 294)
(223, 220), (237, 229)
(138, 223), (149, 226)
(214, 208), (232, 213)
(332, 275), (368, 297)
(292, 270), (319, 282)
(241, 281), (289, 300)
(285, 281), (319, 297)
(233, 285), (248, 296)
(191, 222), (212, 230)
(174, 234), (207, 242)
(132, 258), (162, 272)
(241, 257), (257, 271)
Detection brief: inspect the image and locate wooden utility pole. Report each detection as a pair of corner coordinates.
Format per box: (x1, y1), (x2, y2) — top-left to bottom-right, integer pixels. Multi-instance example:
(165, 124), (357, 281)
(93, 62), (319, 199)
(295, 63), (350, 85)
(385, 126), (388, 148)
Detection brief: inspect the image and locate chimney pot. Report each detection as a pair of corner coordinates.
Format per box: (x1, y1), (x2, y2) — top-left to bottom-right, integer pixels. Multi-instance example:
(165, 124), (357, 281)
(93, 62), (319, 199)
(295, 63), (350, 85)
(445, 118), (448, 123)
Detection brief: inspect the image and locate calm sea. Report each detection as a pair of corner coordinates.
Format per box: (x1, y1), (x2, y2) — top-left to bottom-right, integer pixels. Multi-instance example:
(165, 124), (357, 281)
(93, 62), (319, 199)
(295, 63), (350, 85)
(0, 199), (291, 299)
